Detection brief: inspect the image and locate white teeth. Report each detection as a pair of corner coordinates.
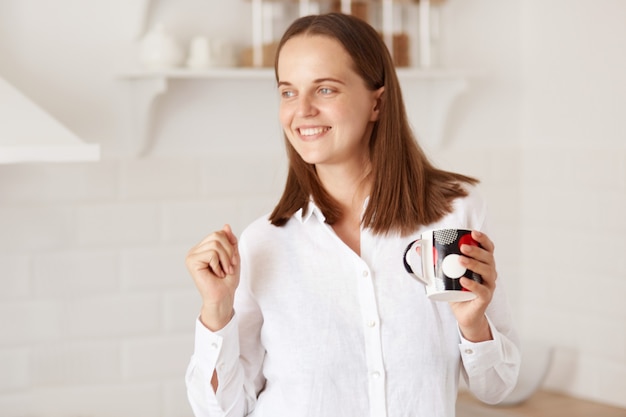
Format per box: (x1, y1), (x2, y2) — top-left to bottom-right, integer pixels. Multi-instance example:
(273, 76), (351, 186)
(299, 127), (328, 136)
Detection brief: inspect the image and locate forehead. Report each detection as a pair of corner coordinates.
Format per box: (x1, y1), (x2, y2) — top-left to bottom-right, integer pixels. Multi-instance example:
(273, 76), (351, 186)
(276, 34), (357, 81)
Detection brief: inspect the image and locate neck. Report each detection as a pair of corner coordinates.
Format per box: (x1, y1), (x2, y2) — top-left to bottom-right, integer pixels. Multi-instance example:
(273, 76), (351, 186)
(316, 162), (372, 217)
(316, 163), (371, 256)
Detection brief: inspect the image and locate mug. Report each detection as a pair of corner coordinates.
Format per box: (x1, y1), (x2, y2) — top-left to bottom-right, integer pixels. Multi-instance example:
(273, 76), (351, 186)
(186, 36), (235, 69)
(186, 36), (212, 69)
(403, 228), (483, 302)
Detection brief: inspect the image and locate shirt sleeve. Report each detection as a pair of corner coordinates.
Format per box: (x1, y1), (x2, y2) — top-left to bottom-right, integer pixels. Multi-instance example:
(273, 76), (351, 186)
(185, 314), (248, 417)
(458, 312), (521, 404)
(185, 229), (266, 417)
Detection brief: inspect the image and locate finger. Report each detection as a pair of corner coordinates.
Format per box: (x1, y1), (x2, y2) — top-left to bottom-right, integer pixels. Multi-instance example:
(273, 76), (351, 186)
(222, 224), (239, 266)
(190, 239), (235, 277)
(186, 247), (227, 278)
(206, 243), (235, 276)
(460, 277), (493, 300)
(223, 224), (238, 245)
(459, 255), (497, 285)
(460, 243), (493, 266)
(206, 253), (226, 278)
(471, 230), (495, 253)
(197, 229), (235, 252)
(199, 229), (237, 259)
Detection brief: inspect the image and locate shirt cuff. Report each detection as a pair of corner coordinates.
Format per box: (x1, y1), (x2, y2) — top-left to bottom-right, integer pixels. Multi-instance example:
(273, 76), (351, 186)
(193, 312), (241, 379)
(457, 315), (503, 376)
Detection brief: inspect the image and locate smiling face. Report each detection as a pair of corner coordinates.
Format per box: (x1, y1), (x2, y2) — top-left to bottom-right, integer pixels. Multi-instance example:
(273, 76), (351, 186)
(277, 35), (383, 173)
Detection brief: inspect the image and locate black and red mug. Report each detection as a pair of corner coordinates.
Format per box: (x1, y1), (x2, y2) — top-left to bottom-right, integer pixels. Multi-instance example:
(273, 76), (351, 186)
(403, 228), (483, 302)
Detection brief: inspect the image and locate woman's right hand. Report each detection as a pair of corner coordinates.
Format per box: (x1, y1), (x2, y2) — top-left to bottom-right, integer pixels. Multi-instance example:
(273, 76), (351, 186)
(186, 224), (240, 331)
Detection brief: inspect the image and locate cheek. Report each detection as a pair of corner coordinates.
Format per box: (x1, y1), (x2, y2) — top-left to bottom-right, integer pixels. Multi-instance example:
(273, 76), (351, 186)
(278, 106), (292, 130)
(279, 109), (298, 148)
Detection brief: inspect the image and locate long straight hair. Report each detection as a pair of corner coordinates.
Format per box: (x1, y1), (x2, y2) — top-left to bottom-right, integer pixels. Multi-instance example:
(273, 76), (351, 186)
(269, 13), (477, 236)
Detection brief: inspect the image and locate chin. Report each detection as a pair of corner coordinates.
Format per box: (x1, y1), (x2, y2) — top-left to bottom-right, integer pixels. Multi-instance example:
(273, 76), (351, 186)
(299, 156), (323, 166)
(293, 149), (325, 166)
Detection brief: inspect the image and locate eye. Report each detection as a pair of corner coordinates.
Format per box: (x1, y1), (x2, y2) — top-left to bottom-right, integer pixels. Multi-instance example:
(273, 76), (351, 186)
(280, 89), (296, 99)
(318, 87), (334, 95)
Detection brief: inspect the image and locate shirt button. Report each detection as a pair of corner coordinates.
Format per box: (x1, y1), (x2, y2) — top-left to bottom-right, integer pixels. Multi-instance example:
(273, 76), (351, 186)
(362, 270), (369, 277)
(211, 342), (219, 350)
(464, 349), (474, 355)
(367, 320), (377, 328)
(371, 371), (381, 379)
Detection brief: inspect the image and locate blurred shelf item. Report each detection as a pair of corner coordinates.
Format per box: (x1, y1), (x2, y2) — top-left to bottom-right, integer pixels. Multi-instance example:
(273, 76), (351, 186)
(0, 76), (100, 164)
(244, 0), (447, 69)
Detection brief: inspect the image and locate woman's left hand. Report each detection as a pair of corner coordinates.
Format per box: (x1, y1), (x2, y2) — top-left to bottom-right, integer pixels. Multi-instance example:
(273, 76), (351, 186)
(450, 230), (497, 342)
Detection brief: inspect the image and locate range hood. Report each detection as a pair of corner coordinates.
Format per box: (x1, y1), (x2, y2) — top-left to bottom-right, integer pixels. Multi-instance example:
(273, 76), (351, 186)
(0, 76), (100, 164)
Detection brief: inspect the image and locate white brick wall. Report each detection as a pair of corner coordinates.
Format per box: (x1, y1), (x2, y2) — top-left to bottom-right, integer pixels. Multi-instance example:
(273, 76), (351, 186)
(30, 341), (122, 386)
(63, 293), (161, 339)
(0, 205), (74, 250)
(74, 202), (162, 247)
(0, 348), (29, 391)
(33, 249), (120, 297)
(0, 300), (63, 346)
(0, 154), (282, 417)
(162, 290), (202, 334)
(0, 383), (162, 417)
(520, 146), (626, 407)
(121, 335), (192, 380)
(0, 254), (30, 299)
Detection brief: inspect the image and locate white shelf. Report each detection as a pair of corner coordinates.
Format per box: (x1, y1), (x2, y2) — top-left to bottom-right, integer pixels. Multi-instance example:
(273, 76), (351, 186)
(120, 67), (276, 80)
(0, 76), (100, 164)
(117, 67), (467, 155)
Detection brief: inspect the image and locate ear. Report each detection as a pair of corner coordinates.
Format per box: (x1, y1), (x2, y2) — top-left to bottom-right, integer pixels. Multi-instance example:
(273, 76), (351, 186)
(370, 86), (385, 121)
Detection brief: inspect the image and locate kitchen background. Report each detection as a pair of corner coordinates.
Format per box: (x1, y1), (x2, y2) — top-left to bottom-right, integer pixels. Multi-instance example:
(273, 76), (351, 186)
(0, 0), (624, 416)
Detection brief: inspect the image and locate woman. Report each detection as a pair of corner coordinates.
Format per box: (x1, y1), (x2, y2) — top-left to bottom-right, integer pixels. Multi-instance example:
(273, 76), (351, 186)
(185, 13), (520, 417)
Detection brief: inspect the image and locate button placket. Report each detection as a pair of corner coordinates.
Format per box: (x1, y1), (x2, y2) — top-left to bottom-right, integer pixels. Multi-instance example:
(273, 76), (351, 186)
(355, 257), (387, 417)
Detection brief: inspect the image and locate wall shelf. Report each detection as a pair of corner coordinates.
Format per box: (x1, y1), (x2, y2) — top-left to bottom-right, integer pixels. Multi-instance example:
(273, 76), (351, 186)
(117, 68), (467, 156)
(120, 67), (465, 80)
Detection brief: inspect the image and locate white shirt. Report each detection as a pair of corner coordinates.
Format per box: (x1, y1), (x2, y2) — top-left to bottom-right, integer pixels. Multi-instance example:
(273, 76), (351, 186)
(186, 187), (520, 417)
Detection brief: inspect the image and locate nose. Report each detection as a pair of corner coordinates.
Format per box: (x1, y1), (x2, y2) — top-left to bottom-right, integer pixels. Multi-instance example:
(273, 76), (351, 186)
(295, 94), (317, 117)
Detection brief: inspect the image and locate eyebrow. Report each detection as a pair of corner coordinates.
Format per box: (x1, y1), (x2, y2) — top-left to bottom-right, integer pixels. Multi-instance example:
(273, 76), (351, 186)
(277, 78), (346, 87)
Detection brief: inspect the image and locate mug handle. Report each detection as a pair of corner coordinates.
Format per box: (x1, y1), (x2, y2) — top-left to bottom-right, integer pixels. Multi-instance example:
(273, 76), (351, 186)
(403, 239), (430, 286)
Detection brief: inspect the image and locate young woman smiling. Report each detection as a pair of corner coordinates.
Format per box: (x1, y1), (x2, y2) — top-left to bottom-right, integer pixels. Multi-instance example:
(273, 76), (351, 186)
(185, 13), (520, 417)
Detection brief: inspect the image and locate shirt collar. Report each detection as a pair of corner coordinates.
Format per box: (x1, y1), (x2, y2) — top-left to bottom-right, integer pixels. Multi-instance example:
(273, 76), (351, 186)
(297, 198), (326, 224)
(296, 196), (370, 224)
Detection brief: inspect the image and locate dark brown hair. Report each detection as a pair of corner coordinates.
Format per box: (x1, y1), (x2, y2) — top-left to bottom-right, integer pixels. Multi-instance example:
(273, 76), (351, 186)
(269, 13), (477, 235)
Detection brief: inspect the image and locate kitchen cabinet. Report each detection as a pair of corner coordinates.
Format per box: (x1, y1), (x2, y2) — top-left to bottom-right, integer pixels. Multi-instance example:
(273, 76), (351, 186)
(0, 76), (100, 164)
